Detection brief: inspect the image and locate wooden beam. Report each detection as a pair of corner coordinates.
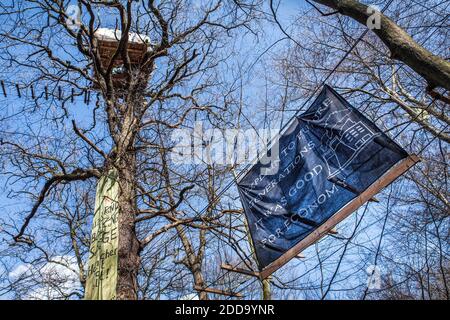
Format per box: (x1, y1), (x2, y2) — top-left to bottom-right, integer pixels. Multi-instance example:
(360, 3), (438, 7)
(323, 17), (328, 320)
(369, 196), (379, 203)
(98, 39), (148, 51)
(193, 285), (243, 298)
(221, 263), (260, 277)
(97, 39), (147, 67)
(259, 155), (420, 279)
(328, 228), (338, 235)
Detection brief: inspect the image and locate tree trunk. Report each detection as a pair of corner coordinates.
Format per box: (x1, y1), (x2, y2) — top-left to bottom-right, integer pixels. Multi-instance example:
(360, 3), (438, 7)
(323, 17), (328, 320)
(312, 0), (450, 91)
(175, 225), (209, 300)
(116, 152), (141, 300)
(193, 263), (209, 300)
(262, 278), (272, 300)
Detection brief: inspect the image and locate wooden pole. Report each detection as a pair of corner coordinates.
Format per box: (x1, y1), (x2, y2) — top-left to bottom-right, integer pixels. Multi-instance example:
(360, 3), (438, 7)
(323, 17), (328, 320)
(259, 155), (420, 279)
(262, 277), (272, 300)
(221, 263), (260, 277)
(194, 285), (243, 298)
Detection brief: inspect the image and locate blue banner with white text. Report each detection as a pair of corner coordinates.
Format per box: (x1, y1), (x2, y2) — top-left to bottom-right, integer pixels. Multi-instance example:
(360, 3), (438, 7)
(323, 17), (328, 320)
(237, 85), (408, 269)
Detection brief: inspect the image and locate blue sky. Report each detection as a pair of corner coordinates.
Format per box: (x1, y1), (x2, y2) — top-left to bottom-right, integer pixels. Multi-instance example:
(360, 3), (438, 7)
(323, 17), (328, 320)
(1, 0), (446, 299)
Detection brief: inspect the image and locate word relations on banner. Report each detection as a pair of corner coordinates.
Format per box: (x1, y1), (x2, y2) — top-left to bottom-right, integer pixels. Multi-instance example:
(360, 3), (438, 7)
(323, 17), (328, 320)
(237, 85), (419, 279)
(85, 169), (120, 300)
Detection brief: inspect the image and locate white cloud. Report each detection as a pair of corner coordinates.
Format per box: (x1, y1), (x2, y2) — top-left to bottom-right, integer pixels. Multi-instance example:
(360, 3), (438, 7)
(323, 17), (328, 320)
(9, 263), (32, 280)
(9, 255), (82, 300)
(179, 293), (199, 300)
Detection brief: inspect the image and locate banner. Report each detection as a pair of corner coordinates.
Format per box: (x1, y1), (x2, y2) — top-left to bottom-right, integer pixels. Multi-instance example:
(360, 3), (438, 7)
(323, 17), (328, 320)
(237, 85), (418, 277)
(85, 169), (120, 300)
